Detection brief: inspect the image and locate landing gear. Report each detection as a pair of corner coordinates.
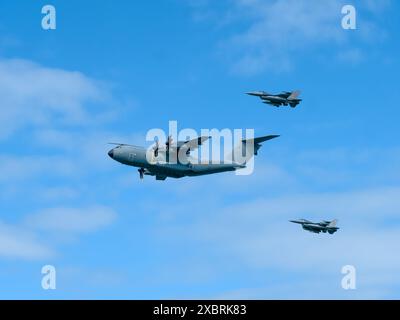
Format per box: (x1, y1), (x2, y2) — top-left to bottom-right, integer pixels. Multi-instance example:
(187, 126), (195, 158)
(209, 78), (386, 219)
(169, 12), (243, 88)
(138, 168), (145, 180)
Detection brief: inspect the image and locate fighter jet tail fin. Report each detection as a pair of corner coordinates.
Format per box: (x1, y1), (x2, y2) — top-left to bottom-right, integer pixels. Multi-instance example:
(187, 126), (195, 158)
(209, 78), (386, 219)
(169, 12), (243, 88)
(327, 219), (338, 228)
(288, 90), (301, 100)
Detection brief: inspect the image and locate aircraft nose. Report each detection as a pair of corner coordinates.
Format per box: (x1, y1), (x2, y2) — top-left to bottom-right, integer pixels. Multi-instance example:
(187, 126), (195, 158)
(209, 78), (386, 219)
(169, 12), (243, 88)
(108, 149), (114, 159)
(246, 91), (262, 96)
(246, 91), (257, 96)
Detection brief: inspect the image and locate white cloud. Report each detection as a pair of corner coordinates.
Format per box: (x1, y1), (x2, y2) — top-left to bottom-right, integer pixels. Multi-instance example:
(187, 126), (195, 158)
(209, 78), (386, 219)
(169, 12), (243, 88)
(0, 58), (109, 139)
(0, 205), (117, 260)
(226, 0), (346, 73)
(0, 221), (53, 260)
(190, 0), (391, 74)
(0, 129), (138, 198)
(150, 184), (400, 298)
(0, 57), (119, 262)
(0, 155), (76, 183)
(25, 206), (117, 233)
(36, 186), (80, 202)
(32, 129), (143, 170)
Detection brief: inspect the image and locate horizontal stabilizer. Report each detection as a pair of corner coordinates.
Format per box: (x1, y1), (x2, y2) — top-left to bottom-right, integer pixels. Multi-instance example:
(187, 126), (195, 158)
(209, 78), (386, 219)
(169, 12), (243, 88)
(327, 219), (338, 228)
(228, 134), (279, 164)
(288, 90), (301, 100)
(246, 135), (280, 145)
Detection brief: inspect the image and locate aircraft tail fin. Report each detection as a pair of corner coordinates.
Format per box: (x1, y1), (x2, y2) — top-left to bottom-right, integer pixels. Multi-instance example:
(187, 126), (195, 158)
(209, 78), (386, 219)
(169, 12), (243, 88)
(327, 219), (338, 228)
(228, 135), (279, 164)
(288, 90), (301, 100)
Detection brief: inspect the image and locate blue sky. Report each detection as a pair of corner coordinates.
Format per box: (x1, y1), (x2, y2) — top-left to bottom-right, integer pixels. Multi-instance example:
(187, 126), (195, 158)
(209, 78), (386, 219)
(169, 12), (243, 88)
(0, 0), (399, 299)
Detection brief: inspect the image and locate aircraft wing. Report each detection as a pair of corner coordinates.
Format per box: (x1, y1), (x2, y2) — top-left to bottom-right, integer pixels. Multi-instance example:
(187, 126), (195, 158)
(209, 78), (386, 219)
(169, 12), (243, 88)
(263, 101), (281, 107)
(289, 101), (301, 108)
(178, 136), (211, 153)
(303, 224), (323, 233)
(238, 134), (280, 157)
(278, 91), (292, 98)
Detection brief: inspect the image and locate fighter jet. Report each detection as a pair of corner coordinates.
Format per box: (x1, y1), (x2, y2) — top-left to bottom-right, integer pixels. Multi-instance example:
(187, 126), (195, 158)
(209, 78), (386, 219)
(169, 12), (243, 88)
(290, 219), (339, 234)
(107, 134), (279, 181)
(246, 90), (302, 108)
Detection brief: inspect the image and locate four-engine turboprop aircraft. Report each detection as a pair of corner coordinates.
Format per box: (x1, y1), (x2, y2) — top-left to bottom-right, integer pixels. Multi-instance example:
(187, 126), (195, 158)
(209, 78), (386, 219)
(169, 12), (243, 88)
(108, 135), (279, 180)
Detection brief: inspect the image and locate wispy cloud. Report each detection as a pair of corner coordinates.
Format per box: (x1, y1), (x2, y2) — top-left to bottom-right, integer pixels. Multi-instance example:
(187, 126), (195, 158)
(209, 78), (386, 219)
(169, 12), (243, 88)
(0, 57), (119, 261)
(189, 0), (391, 74)
(0, 155), (76, 182)
(151, 185), (400, 298)
(0, 205), (117, 260)
(0, 58), (111, 139)
(0, 221), (53, 260)
(141, 142), (400, 299)
(25, 206), (117, 234)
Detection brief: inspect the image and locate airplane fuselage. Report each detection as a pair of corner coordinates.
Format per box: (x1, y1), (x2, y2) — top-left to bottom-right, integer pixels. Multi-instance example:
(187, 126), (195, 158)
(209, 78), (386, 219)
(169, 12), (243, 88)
(262, 96), (288, 105)
(108, 145), (242, 179)
(290, 219), (339, 234)
(246, 91), (301, 108)
(108, 134), (279, 180)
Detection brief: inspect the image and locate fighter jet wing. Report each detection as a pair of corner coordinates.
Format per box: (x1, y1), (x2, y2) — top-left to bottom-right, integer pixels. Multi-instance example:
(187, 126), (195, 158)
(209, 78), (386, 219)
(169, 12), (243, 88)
(263, 101), (281, 107)
(277, 91), (292, 98)
(303, 224), (323, 233)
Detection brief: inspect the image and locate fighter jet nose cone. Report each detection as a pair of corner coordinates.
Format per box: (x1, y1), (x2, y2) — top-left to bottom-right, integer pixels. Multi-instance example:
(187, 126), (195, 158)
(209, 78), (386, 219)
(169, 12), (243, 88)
(246, 91), (263, 97)
(108, 149), (114, 159)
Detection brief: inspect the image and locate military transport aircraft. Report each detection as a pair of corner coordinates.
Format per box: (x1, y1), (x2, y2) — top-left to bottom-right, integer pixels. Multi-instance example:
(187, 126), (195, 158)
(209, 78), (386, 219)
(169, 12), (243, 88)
(290, 219), (339, 234)
(108, 134), (279, 180)
(246, 90), (302, 108)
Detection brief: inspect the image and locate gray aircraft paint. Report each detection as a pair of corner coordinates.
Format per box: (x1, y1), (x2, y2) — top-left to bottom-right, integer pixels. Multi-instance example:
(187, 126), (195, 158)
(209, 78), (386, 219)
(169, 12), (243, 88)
(108, 135), (279, 180)
(247, 90), (302, 108)
(290, 219), (339, 234)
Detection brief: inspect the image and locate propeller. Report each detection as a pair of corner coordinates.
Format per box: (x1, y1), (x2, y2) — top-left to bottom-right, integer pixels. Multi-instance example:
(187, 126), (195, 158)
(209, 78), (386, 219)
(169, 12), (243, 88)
(138, 168), (144, 180)
(153, 137), (160, 157)
(166, 135), (173, 152)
